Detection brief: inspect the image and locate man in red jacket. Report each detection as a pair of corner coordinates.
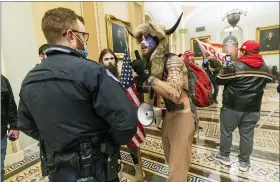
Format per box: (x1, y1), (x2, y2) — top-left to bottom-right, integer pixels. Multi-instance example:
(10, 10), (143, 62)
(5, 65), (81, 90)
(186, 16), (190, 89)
(215, 40), (272, 171)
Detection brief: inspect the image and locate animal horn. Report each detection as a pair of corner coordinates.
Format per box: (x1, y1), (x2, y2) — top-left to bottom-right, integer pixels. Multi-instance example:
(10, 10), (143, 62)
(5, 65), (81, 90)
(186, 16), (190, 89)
(164, 13), (183, 35)
(149, 23), (157, 32)
(126, 26), (136, 38)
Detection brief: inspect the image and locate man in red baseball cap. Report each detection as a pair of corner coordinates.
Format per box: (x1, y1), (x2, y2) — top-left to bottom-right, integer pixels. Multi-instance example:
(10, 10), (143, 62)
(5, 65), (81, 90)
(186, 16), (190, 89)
(215, 40), (273, 171)
(238, 40), (261, 53)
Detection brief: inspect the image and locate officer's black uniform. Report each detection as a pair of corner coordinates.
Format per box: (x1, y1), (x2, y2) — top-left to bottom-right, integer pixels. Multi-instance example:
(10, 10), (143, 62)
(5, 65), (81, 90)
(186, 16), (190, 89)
(17, 45), (137, 182)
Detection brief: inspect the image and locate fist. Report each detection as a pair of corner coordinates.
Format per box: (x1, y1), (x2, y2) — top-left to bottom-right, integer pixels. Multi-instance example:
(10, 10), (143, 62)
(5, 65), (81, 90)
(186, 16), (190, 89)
(131, 59), (150, 82)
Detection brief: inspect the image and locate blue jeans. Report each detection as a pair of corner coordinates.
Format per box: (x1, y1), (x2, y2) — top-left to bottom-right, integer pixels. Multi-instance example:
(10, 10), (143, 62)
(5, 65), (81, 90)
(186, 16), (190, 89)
(1, 135), (7, 182)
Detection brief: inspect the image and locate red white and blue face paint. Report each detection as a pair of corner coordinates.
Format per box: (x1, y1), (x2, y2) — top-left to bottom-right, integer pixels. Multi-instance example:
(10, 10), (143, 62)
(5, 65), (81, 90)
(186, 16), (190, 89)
(141, 34), (157, 55)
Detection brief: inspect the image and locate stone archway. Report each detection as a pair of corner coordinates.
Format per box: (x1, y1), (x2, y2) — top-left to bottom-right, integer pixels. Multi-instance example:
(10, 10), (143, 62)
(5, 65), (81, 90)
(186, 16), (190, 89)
(221, 25), (244, 61)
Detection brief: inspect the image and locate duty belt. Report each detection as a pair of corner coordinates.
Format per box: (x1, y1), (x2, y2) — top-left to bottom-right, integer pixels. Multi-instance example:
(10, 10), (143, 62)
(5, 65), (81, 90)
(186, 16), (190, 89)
(46, 137), (104, 178)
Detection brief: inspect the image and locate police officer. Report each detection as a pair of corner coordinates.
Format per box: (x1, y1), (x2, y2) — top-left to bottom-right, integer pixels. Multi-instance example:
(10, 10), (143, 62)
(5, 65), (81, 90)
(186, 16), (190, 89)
(17, 7), (137, 182)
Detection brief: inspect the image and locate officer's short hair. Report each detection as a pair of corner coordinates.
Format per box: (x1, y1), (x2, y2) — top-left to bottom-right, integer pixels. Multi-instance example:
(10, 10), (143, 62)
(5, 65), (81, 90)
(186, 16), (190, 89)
(77, 15), (85, 24)
(41, 7), (85, 44)
(38, 44), (49, 55)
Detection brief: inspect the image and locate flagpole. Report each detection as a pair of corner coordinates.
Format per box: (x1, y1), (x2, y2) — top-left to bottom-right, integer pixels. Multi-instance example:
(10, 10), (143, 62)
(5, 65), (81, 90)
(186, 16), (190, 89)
(122, 47), (145, 182)
(133, 46), (144, 182)
(137, 146), (144, 182)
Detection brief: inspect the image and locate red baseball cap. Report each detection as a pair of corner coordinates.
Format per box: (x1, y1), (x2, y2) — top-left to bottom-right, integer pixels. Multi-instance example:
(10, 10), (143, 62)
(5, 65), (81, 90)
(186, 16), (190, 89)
(238, 40), (260, 53)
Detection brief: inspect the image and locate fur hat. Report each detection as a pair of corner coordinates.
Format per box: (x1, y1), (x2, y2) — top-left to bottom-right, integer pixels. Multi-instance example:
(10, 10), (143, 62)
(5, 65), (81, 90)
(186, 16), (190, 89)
(127, 13), (183, 79)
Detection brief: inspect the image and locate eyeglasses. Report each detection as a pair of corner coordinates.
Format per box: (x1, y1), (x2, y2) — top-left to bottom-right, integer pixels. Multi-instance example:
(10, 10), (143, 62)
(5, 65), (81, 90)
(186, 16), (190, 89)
(103, 57), (115, 61)
(63, 30), (89, 42)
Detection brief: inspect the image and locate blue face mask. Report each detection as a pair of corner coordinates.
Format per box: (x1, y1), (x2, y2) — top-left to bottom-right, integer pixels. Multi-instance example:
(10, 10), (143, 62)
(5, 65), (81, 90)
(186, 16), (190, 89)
(71, 32), (88, 58)
(77, 44), (88, 58)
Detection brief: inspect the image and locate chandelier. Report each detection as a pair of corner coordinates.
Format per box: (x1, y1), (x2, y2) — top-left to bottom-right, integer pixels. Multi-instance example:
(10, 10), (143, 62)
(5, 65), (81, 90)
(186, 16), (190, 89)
(221, 8), (247, 27)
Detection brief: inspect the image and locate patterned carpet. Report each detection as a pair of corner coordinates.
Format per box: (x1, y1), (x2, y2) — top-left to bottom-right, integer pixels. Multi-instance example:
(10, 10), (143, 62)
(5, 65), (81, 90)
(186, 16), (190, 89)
(4, 83), (279, 182)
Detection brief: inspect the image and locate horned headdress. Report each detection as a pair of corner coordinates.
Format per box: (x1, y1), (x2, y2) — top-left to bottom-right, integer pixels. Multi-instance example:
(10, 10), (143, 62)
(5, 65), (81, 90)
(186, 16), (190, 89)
(127, 13), (183, 79)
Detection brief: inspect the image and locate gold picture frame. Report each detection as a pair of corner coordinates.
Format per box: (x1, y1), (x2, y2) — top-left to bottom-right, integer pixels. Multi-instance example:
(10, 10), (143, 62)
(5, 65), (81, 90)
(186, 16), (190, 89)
(256, 25), (279, 55)
(190, 35), (211, 60)
(106, 14), (132, 59)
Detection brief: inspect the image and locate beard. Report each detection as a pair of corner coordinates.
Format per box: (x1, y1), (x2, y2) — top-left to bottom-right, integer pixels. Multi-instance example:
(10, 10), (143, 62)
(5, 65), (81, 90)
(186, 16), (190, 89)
(107, 63), (119, 79)
(141, 46), (156, 62)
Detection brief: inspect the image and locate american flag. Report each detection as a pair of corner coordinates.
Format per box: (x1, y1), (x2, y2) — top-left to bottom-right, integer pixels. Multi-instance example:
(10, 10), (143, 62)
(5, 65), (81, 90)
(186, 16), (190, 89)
(120, 48), (146, 148)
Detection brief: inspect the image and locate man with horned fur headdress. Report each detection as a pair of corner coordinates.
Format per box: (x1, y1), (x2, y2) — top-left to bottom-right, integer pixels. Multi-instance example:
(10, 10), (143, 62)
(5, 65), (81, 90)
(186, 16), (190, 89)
(127, 13), (195, 181)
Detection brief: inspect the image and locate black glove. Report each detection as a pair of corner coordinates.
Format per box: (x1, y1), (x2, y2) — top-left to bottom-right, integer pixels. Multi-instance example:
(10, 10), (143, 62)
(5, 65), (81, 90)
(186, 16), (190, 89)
(131, 59), (150, 82)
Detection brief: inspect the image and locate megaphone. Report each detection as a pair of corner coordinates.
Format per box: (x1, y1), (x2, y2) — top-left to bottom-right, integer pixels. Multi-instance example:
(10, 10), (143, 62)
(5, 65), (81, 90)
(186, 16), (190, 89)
(137, 103), (165, 126)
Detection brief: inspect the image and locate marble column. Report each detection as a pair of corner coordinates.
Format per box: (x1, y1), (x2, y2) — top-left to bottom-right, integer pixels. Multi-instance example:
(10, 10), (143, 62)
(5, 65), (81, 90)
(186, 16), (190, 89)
(2, 2), (39, 166)
(178, 29), (188, 53)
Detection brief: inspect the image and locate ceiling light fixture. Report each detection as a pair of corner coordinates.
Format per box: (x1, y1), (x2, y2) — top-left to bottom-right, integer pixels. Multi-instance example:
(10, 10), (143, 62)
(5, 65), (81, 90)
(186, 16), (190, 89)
(221, 8), (247, 27)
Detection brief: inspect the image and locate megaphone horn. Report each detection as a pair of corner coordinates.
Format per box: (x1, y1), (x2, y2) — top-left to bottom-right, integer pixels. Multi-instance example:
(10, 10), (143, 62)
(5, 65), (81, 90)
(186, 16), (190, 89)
(137, 103), (164, 126)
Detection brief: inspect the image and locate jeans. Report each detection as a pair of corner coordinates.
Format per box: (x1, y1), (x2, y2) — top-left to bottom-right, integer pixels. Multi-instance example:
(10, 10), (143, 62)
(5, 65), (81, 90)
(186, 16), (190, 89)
(219, 106), (260, 163)
(1, 135), (7, 182)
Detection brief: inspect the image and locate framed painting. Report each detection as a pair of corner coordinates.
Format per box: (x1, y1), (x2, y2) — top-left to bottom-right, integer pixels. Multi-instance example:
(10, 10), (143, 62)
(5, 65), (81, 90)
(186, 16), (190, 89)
(190, 35), (211, 60)
(106, 14), (132, 59)
(256, 25), (279, 55)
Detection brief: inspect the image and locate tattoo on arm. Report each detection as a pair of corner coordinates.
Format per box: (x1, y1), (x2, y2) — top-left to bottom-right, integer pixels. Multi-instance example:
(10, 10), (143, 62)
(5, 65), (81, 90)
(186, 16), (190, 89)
(146, 57), (184, 101)
(147, 75), (178, 101)
(147, 76), (158, 87)
(166, 56), (184, 94)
